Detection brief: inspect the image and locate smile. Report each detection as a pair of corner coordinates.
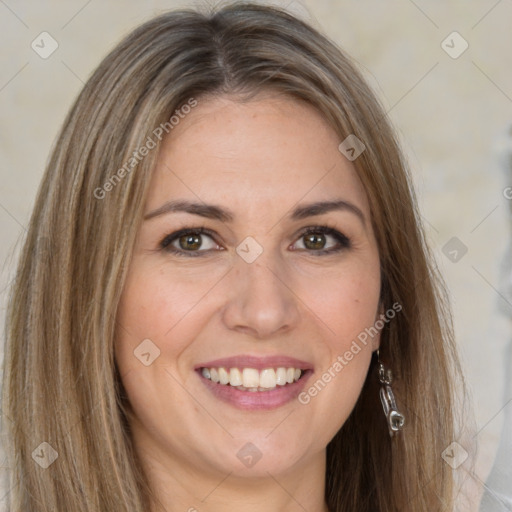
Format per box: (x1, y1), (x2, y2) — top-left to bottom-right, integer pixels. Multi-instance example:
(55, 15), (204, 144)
(200, 366), (303, 391)
(195, 355), (313, 410)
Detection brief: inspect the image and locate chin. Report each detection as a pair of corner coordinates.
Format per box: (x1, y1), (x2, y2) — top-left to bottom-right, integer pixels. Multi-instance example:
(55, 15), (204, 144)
(208, 436), (313, 479)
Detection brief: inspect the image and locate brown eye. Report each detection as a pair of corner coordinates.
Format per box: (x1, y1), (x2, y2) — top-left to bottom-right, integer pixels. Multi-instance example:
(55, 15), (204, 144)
(160, 228), (220, 256)
(303, 233), (327, 250)
(178, 234), (202, 251)
(292, 226), (351, 254)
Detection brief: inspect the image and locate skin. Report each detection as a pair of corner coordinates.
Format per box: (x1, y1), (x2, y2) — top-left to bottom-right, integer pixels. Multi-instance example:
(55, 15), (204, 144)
(115, 93), (382, 512)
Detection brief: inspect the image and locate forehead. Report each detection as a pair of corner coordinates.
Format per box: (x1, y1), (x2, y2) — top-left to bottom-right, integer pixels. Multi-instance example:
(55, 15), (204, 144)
(147, 94), (370, 221)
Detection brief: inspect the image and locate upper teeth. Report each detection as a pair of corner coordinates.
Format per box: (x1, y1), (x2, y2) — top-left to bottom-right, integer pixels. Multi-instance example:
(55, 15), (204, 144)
(201, 367), (302, 390)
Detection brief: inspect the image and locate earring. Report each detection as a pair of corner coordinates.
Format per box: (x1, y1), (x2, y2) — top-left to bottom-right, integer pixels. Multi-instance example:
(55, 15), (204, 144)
(376, 349), (405, 437)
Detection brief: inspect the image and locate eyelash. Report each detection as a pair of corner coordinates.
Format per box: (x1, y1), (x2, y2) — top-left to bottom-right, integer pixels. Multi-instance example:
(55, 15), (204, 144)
(159, 225), (351, 257)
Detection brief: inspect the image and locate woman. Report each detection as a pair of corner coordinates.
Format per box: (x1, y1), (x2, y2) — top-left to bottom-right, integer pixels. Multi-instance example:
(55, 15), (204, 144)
(2, 2), (470, 511)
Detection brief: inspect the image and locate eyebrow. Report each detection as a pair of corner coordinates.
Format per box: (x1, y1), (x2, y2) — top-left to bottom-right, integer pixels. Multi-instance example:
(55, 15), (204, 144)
(144, 199), (366, 225)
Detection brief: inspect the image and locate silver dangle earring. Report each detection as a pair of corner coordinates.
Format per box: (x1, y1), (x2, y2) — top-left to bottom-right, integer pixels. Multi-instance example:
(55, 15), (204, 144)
(377, 349), (405, 437)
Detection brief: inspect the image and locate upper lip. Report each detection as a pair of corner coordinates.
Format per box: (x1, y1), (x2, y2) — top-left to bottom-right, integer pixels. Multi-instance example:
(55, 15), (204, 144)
(194, 354), (314, 371)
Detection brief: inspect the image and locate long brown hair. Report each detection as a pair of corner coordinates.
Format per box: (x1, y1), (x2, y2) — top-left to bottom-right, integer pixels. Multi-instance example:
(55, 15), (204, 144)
(3, 3), (469, 510)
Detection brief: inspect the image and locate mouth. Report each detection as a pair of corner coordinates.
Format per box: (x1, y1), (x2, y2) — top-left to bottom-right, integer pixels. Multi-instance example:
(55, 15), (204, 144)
(198, 366), (308, 391)
(194, 355), (313, 410)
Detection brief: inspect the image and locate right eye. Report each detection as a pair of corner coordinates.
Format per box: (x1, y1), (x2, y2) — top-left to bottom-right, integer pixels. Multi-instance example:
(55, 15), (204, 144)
(160, 227), (222, 257)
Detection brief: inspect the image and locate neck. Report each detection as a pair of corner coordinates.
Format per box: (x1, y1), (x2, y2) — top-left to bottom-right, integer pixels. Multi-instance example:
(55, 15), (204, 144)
(148, 464), (329, 512)
(133, 430), (329, 512)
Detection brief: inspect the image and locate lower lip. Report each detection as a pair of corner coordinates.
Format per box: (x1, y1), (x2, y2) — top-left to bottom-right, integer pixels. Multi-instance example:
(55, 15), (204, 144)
(197, 370), (313, 410)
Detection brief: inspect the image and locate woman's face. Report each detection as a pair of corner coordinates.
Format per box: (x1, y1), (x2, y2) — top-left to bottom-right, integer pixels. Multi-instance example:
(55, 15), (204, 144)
(115, 94), (381, 480)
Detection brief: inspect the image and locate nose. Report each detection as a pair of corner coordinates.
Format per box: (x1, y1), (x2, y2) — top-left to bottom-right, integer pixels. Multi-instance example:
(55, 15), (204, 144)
(221, 252), (301, 339)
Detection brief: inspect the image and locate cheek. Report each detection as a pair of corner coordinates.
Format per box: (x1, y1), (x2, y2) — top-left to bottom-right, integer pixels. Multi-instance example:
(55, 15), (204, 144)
(296, 283), (379, 450)
(114, 266), (208, 431)
(305, 264), (381, 347)
(116, 262), (213, 350)
(114, 259), (232, 406)
(115, 265), (184, 377)
(294, 262), (380, 422)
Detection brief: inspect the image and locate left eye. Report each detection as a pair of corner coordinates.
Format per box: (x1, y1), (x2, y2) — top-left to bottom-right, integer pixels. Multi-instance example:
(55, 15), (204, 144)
(292, 227), (350, 253)
(295, 232), (336, 251)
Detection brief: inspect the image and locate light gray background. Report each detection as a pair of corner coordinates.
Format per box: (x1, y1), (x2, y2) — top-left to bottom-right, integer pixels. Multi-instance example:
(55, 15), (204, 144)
(1, 1), (511, 509)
